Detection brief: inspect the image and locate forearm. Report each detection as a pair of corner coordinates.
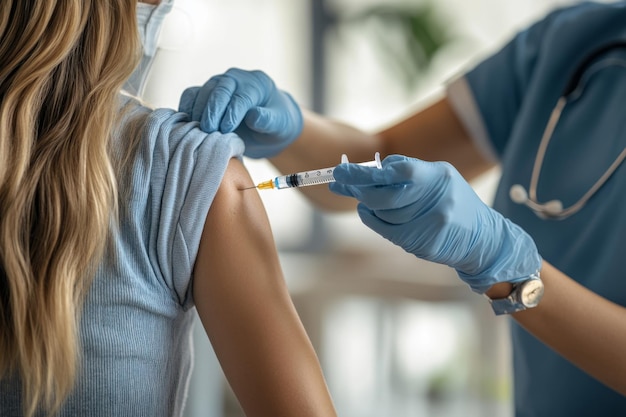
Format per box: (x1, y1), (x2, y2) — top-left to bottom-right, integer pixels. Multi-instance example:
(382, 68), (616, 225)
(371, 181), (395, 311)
(377, 97), (495, 181)
(496, 261), (626, 395)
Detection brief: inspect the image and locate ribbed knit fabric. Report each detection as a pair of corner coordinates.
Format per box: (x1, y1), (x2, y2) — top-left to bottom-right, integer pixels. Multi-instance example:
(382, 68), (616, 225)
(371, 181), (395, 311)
(0, 98), (244, 417)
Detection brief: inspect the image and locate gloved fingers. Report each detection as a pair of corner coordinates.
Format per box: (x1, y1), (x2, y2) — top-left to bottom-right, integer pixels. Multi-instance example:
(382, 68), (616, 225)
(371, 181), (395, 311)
(328, 181), (360, 199)
(331, 155), (440, 209)
(380, 154), (410, 165)
(379, 156), (451, 187)
(356, 203), (382, 230)
(372, 202), (425, 225)
(329, 181), (413, 210)
(219, 69), (274, 132)
(356, 204), (422, 240)
(333, 154), (429, 186)
(357, 203), (459, 265)
(225, 67), (274, 95)
(379, 156), (457, 188)
(244, 106), (295, 136)
(243, 93), (303, 137)
(179, 86), (200, 115)
(197, 76), (237, 132)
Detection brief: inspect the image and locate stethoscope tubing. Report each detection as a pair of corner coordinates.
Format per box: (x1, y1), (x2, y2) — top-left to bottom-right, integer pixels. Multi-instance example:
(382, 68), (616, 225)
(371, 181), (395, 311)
(513, 41), (626, 220)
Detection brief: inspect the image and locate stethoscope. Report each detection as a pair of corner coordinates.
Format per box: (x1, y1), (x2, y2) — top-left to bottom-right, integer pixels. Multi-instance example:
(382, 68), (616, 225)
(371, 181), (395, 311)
(509, 41), (626, 220)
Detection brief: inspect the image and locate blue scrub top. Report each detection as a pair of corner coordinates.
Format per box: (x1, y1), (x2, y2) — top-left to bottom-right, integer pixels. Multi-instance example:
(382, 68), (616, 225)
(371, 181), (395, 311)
(451, 2), (626, 416)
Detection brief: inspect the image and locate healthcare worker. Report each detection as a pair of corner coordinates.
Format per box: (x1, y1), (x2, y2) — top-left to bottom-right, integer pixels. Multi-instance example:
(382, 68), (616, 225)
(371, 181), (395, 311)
(179, 1), (626, 416)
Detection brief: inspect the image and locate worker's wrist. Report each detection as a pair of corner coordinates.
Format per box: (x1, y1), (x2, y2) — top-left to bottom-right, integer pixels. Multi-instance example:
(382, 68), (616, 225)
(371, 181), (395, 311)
(456, 212), (543, 295)
(484, 282), (514, 299)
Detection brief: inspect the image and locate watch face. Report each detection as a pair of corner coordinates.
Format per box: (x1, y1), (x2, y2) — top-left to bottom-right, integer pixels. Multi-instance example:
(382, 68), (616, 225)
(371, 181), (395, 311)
(520, 279), (545, 308)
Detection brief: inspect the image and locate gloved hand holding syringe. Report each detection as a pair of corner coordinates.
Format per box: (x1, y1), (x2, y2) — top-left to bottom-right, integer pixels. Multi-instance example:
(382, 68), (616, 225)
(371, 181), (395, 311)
(242, 152), (382, 190)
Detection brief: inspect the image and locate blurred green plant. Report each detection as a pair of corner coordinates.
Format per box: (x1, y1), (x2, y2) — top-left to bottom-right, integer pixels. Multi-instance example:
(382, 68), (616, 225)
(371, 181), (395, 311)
(337, 3), (452, 93)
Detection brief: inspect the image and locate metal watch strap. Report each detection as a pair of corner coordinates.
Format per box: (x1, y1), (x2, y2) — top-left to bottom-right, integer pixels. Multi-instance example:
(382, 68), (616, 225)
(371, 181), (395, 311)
(487, 272), (543, 316)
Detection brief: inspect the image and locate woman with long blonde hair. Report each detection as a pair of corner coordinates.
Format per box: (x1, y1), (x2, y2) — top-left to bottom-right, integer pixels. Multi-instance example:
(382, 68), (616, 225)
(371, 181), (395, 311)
(0, 1), (337, 416)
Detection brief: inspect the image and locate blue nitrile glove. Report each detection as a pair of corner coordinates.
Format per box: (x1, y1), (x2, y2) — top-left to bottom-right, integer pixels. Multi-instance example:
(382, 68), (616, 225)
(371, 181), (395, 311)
(329, 155), (542, 293)
(178, 68), (303, 158)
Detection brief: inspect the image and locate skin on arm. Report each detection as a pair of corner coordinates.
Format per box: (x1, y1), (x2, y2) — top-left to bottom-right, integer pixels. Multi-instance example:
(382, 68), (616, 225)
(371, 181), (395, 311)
(270, 96), (495, 211)
(193, 158), (336, 417)
(486, 261), (626, 395)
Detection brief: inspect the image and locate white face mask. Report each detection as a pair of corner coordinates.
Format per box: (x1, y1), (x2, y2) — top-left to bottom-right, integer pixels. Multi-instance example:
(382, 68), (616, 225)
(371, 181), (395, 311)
(124, 0), (174, 97)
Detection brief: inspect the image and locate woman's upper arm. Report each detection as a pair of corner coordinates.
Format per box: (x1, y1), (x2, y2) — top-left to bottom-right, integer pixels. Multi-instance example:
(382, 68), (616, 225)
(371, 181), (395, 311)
(192, 158), (336, 417)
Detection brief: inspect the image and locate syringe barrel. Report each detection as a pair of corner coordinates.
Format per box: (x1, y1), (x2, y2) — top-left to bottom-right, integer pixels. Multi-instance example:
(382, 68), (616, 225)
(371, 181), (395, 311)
(270, 152), (382, 190)
(274, 167), (336, 189)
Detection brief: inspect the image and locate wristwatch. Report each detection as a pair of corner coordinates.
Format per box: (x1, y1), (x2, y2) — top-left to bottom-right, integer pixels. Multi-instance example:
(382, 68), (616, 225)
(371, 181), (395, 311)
(487, 272), (544, 315)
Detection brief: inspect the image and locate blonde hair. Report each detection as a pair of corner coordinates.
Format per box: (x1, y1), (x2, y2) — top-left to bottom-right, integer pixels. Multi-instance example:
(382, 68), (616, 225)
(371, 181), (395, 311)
(0, 1), (141, 415)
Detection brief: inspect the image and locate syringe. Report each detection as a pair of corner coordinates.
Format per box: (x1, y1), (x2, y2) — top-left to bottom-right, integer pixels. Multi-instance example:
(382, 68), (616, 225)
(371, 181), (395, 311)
(244, 152), (382, 190)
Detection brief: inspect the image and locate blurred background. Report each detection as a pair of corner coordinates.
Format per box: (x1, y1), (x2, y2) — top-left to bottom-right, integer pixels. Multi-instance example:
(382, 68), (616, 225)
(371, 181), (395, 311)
(141, 0), (594, 416)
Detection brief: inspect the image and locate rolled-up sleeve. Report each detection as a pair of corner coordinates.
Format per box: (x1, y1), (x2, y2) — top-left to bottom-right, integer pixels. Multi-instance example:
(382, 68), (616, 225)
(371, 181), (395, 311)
(131, 108), (245, 310)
